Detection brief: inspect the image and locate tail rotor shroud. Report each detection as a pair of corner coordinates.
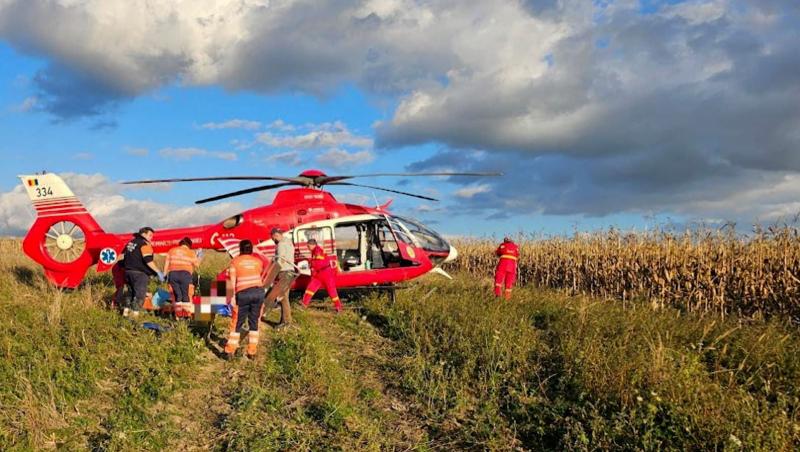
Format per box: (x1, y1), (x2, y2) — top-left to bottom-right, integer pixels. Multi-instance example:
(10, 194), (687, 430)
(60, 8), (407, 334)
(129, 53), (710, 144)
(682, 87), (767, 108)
(43, 220), (86, 264)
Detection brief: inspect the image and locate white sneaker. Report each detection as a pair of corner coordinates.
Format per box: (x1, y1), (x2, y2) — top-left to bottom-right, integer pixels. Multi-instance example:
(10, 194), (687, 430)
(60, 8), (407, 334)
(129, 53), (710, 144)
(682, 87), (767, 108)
(122, 308), (130, 317)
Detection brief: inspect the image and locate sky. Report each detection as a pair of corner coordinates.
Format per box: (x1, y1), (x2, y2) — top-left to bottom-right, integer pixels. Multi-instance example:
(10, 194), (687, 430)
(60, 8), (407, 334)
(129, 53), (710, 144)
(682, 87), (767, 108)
(0, 0), (798, 238)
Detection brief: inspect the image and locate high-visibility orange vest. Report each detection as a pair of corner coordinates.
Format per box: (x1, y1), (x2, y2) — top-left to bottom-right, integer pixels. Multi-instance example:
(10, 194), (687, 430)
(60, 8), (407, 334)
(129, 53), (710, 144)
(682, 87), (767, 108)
(230, 254), (264, 293)
(166, 245), (198, 273)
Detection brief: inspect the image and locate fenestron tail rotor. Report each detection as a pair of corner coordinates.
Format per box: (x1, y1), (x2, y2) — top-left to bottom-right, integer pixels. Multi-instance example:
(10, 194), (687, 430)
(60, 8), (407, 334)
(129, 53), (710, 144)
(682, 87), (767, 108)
(44, 221), (86, 263)
(122, 169), (503, 204)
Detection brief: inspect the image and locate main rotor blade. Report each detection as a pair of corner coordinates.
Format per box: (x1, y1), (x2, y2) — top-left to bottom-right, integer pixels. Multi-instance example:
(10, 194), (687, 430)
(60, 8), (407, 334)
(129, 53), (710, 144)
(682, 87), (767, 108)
(329, 182), (439, 202)
(319, 171), (502, 184)
(195, 183), (293, 204)
(122, 176), (301, 185)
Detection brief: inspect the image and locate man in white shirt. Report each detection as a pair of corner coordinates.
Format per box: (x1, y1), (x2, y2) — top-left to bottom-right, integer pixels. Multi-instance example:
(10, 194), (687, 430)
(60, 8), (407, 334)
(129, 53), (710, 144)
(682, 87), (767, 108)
(265, 227), (297, 329)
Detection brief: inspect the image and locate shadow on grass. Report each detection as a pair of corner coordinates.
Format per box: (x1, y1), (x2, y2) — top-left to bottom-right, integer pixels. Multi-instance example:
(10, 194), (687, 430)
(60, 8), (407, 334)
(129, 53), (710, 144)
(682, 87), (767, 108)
(11, 266), (37, 287)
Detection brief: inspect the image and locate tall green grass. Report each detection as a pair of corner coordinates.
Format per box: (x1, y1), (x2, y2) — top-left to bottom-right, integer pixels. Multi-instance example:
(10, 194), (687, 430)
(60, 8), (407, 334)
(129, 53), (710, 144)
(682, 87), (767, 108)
(364, 276), (800, 450)
(0, 240), (204, 450)
(1, 237), (799, 450)
(218, 311), (428, 450)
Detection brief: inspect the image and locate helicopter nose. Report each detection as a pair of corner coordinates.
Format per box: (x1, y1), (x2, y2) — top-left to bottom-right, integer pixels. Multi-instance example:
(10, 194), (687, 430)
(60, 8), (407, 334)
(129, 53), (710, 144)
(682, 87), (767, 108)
(444, 244), (458, 263)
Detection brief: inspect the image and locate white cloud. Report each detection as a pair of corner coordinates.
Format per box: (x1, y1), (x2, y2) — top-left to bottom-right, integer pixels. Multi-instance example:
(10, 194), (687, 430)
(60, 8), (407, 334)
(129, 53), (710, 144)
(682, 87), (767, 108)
(266, 150), (303, 166)
(0, 185), (36, 237)
(159, 147), (237, 161)
(663, 1), (727, 25)
(0, 172), (243, 236)
(267, 119), (295, 132)
(230, 139), (254, 151)
(257, 121), (373, 150)
(454, 184), (491, 199)
(10, 95), (37, 112)
(316, 148), (375, 168)
(413, 203), (439, 213)
(200, 119), (262, 130)
(257, 121), (376, 169)
(1, 0), (798, 221)
(679, 173), (800, 223)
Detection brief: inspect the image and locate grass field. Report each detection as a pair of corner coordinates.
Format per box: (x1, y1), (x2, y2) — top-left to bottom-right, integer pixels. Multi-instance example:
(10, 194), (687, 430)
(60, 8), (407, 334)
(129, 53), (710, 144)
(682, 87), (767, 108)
(0, 238), (798, 450)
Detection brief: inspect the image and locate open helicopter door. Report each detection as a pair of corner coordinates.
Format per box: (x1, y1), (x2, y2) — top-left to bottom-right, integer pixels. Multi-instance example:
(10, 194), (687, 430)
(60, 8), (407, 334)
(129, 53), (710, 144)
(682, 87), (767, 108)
(383, 214), (430, 266)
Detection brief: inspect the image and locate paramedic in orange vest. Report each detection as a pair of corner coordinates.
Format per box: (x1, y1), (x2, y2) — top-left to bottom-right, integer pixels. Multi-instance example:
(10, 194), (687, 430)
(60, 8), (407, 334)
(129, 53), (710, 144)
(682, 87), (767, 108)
(494, 237), (519, 300)
(301, 239), (342, 312)
(224, 240), (265, 359)
(164, 237), (201, 304)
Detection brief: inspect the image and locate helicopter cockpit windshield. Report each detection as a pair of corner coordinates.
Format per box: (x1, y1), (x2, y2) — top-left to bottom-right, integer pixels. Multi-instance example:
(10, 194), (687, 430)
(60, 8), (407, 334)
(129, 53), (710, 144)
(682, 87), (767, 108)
(388, 215), (450, 254)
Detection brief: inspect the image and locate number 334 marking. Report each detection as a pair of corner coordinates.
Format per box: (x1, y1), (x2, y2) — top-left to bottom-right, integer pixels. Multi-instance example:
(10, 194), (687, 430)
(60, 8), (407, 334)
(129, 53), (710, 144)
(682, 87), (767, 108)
(35, 186), (54, 197)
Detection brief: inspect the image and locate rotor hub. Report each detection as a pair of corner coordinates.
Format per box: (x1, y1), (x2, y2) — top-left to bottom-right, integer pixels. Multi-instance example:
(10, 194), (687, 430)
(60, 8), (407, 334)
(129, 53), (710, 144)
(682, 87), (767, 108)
(44, 221), (86, 263)
(298, 169), (328, 178)
(56, 234), (74, 250)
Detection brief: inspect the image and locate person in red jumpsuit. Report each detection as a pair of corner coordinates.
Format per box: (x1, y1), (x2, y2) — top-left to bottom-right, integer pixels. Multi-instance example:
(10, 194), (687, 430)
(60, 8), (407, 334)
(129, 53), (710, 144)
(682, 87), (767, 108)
(301, 239), (342, 312)
(111, 259), (126, 309)
(494, 237), (519, 300)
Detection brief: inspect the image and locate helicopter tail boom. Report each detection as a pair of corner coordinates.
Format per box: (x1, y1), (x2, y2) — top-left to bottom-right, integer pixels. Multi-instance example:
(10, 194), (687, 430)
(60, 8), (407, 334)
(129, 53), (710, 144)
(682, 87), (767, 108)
(18, 173), (106, 288)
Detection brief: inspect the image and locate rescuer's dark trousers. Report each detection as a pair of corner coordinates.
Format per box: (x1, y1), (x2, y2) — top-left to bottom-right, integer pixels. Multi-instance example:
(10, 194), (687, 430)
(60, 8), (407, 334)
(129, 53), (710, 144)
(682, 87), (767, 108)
(125, 270), (150, 312)
(168, 270), (192, 303)
(225, 287), (265, 356)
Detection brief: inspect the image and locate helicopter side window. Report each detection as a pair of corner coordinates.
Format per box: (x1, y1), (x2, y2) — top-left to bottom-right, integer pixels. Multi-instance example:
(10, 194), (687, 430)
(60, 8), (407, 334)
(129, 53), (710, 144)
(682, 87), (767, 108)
(294, 227), (334, 261)
(334, 224), (365, 271)
(327, 219), (413, 271)
(222, 214), (243, 229)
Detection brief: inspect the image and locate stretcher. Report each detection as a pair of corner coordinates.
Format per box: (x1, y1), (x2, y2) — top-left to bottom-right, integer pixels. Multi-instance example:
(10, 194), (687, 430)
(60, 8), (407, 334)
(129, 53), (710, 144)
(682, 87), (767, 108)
(141, 279), (232, 327)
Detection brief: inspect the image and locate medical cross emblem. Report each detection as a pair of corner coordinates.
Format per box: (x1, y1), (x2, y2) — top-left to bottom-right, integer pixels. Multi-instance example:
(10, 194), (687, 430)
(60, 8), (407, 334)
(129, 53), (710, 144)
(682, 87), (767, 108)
(100, 248), (117, 265)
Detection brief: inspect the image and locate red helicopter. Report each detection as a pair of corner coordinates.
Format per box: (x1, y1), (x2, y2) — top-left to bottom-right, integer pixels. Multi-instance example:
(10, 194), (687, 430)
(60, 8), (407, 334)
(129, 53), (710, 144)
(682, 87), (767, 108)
(18, 170), (498, 301)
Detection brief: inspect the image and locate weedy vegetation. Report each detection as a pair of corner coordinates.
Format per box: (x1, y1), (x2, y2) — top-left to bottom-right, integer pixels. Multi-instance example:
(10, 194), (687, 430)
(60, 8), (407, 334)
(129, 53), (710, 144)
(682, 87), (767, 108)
(0, 235), (798, 450)
(363, 278), (800, 450)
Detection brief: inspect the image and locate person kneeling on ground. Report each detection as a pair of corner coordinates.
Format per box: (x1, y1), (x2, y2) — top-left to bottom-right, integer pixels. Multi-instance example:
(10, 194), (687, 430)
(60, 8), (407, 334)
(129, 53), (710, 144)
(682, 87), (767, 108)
(122, 227), (164, 318)
(165, 237), (202, 305)
(224, 240), (266, 359)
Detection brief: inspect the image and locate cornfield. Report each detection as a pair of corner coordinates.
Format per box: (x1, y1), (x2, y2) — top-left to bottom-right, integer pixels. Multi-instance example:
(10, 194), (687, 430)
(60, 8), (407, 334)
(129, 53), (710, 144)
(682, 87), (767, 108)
(448, 226), (800, 320)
